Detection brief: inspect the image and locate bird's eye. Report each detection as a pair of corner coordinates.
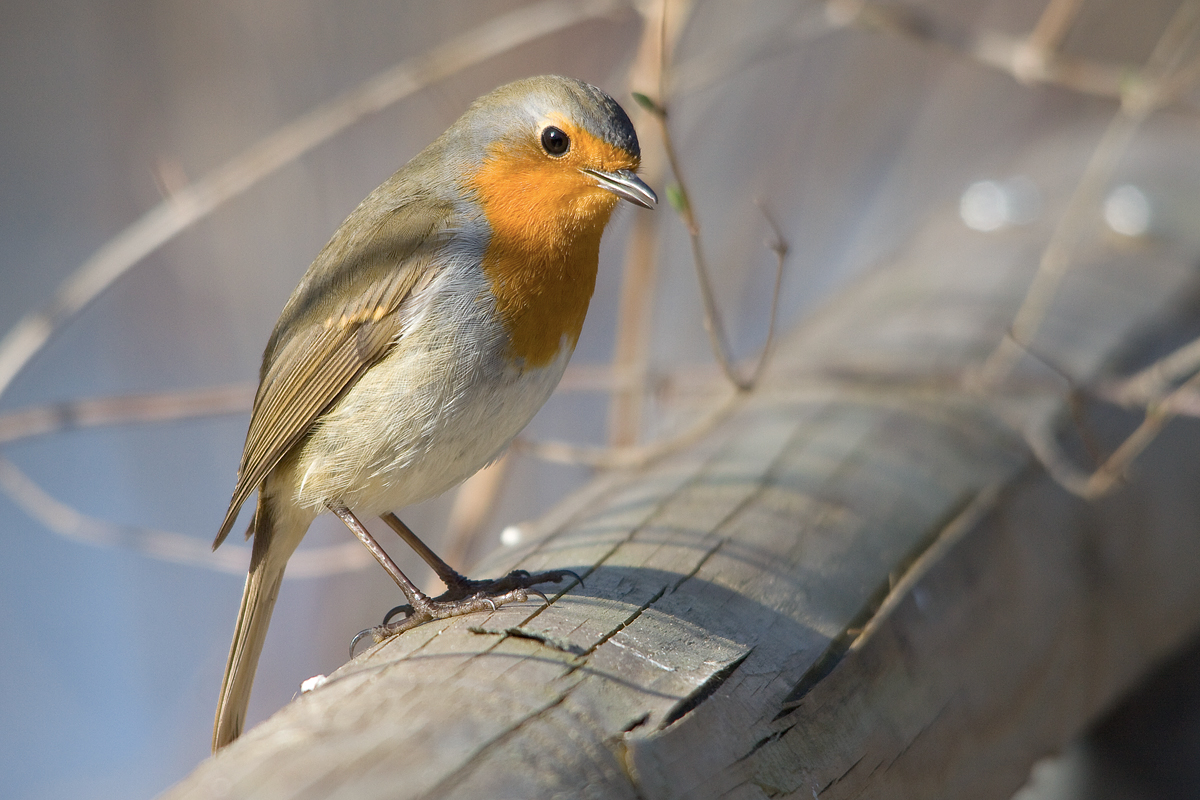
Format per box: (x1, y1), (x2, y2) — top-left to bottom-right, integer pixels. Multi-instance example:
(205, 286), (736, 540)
(540, 126), (570, 156)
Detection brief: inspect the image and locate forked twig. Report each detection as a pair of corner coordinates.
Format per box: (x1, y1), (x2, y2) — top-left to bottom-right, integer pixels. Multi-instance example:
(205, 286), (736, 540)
(962, 0), (1200, 499)
(514, 387), (739, 468)
(630, 3), (789, 393)
(974, 302), (1200, 499)
(1011, 0), (1088, 82)
(978, 0), (1200, 388)
(606, 0), (680, 447)
(0, 456), (369, 576)
(1024, 367), (1200, 499)
(0, 384), (254, 445)
(1085, 368), (1200, 496)
(0, 0), (631, 570)
(1102, 334), (1200, 409)
(0, 0), (629, 405)
(750, 199), (789, 389)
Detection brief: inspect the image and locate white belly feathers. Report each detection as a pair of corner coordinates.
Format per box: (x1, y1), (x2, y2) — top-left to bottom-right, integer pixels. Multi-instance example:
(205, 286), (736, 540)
(281, 254), (572, 517)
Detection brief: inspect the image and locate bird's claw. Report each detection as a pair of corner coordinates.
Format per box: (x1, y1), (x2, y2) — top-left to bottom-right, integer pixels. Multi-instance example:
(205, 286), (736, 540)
(349, 627), (375, 658)
(361, 567), (580, 642)
(382, 603), (415, 626)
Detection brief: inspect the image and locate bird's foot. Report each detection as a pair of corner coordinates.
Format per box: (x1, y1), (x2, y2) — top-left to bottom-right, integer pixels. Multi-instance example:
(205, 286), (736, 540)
(369, 568), (581, 644)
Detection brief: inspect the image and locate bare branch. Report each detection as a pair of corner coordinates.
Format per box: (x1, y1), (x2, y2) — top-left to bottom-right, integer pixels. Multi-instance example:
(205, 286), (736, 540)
(0, 384), (254, 445)
(639, 13), (791, 395)
(1081, 367), (1200, 497)
(607, 0), (680, 447)
(748, 199), (788, 390)
(1011, 0), (1087, 83)
(513, 387), (738, 468)
(978, 0), (1200, 388)
(0, 0), (631, 405)
(0, 0), (635, 571)
(0, 456), (369, 577)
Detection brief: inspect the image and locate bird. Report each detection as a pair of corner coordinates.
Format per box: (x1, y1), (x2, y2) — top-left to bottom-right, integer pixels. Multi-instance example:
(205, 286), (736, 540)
(210, 75), (656, 752)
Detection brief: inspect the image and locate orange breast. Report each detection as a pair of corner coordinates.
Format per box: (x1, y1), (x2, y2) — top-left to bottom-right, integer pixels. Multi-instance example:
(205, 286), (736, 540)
(469, 134), (628, 368)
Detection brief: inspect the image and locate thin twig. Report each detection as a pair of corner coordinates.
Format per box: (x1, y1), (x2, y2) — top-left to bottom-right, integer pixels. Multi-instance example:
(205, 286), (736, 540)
(965, 301), (1200, 498)
(977, 0), (1200, 388)
(514, 388), (739, 468)
(607, 0), (679, 447)
(1086, 367), (1200, 496)
(647, 104), (789, 391)
(1099, 382), (1200, 419)
(651, 112), (747, 390)
(651, 0), (746, 391)
(1027, 0), (1087, 54)
(749, 199), (789, 389)
(0, 384), (254, 445)
(986, 307), (1200, 499)
(1023, 365), (1200, 500)
(1012, 0), (1088, 83)
(0, 456), (369, 577)
(634, 3), (790, 393)
(1101, 334), (1200, 407)
(831, 0), (1200, 112)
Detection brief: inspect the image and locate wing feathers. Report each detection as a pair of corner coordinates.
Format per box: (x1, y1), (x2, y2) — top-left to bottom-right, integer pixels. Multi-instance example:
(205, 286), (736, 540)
(213, 197), (454, 549)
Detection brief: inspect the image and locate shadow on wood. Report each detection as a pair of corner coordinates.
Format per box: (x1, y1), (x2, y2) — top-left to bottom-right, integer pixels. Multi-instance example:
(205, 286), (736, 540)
(163, 134), (1200, 799)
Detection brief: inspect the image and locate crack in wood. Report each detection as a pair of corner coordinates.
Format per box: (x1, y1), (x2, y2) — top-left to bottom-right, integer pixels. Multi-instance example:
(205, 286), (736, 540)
(661, 649), (754, 728)
(611, 728), (651, 800)
(740, 724), (794, 762)
(873, 698), (952, 780)
(670, 537), (727, 592)
(821, 752), (866, 794)
(467, 624), (587, 656)
(572, 584), (671, 668)
(755, 782), (785, 799)
(623, 713), (650, 733)
(771, 610), (881, 721)
(413, 692), (572, 800)
(772, 488), (982, 719)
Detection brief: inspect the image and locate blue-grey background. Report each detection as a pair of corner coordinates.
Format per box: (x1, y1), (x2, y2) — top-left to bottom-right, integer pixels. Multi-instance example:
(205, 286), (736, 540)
(3, 1), (1199, 798)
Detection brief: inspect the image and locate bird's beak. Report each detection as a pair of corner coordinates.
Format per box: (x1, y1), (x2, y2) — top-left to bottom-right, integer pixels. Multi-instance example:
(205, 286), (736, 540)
(582, 168), (658, 209)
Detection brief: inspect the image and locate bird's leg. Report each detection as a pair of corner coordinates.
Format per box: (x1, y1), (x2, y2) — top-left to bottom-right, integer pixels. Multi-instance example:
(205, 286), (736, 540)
(379, 511), (579, 602)
(335, 503), (516, 639)
(352, 510), (581, 641)
(380, 512), (470, 588)
(329, 503), (433, 613)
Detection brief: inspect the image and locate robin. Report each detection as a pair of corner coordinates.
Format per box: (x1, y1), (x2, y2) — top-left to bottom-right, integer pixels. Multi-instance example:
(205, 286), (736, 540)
(210, 75), (656, 751)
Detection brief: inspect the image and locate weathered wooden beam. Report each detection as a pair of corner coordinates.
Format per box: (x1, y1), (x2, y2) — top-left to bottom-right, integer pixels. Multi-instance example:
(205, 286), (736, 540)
(163, 205), (1200, 798)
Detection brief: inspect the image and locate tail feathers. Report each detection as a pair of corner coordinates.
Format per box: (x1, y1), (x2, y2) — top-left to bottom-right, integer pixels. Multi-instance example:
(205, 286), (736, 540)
(212, 500), (289, 753)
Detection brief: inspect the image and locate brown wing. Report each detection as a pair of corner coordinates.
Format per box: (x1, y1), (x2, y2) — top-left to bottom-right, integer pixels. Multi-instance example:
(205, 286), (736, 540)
(213, 194), (454, 549)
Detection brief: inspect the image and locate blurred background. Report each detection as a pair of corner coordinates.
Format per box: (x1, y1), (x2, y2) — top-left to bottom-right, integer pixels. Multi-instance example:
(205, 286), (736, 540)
(2, 1), (1200, 798)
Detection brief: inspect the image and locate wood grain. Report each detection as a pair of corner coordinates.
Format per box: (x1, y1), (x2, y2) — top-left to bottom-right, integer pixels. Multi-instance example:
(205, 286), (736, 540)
(165, 185), (1200, 799)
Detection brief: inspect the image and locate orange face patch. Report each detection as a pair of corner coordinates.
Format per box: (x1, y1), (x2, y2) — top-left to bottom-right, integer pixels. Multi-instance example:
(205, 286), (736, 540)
(469, 119), (639, 367)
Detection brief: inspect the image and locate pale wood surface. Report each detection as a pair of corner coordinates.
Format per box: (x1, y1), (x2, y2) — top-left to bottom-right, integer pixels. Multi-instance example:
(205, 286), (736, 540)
(163, 199), (1200, 798)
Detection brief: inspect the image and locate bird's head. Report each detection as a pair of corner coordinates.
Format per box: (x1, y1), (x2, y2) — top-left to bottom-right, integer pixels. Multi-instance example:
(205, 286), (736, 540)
(454, 75), (656, 243)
